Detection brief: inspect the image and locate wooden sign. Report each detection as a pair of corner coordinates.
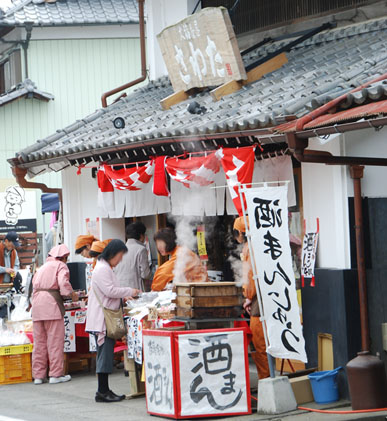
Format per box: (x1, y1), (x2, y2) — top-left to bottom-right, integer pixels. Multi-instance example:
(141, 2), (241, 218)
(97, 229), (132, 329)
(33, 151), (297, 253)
(157, 7), (246, 92)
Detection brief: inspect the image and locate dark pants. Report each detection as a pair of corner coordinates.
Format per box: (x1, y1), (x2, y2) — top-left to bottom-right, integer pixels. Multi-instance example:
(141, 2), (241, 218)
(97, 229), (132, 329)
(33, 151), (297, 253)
(96, 336), (116, 374)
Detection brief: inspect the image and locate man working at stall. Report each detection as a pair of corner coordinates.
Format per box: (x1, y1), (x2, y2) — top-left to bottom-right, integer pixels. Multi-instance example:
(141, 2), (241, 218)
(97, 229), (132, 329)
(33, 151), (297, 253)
(0, 231), (20, 284)
(115, 221), (151, 291)
(151, 228), (207, 291)
(234, 217), (270, 380)
(75, 235), (98, 258)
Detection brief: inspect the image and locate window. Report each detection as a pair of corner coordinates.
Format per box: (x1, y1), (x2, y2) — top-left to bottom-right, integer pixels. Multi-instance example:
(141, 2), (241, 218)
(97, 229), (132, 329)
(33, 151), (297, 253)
(0, 49), (22, 95)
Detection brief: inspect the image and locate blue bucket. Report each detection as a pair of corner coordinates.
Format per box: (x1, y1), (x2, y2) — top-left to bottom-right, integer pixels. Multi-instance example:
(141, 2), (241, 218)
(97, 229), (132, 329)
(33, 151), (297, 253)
(308, 367), (343, 404)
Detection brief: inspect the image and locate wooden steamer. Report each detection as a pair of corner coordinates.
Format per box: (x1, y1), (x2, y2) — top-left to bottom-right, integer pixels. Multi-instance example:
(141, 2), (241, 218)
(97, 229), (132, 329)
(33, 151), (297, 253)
(174, 282), (243, 319)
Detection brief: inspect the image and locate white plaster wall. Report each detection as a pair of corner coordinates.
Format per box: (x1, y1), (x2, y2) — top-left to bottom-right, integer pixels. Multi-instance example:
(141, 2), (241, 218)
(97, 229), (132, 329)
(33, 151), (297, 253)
(62, 167), (112, 259)
(344, 127), (387, 198)
(31, 25), (140, 40)
(301, 135), (351, 269)
(100, 218), (125, 242)
(146, 0), (200, 80)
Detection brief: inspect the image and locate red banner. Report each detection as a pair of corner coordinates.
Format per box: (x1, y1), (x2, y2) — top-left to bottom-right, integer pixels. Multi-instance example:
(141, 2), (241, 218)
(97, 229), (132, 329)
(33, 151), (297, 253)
(216, 146), (256, 215)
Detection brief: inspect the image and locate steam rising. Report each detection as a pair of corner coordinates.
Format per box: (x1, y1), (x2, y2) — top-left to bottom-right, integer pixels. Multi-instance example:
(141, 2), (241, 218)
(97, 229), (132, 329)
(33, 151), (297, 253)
(173, 215), (198, 283)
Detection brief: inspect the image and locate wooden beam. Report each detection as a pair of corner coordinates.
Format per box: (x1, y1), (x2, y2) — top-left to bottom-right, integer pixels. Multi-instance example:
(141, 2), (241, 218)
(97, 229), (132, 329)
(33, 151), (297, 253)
(210, 80), (242, 102)
(210, 52), (288, 102)
(160, 90), (190, 110)
(244, 52), (288, 85)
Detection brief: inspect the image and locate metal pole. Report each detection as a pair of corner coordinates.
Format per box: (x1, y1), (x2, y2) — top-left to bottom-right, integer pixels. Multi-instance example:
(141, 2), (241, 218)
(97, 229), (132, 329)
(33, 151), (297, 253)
(42, 213), (47, 261)
(349, 165), (370, 352)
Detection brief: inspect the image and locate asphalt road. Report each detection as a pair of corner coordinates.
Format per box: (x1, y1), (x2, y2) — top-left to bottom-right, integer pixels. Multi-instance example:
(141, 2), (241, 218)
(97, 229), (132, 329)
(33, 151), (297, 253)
(1, 369), (386, 421)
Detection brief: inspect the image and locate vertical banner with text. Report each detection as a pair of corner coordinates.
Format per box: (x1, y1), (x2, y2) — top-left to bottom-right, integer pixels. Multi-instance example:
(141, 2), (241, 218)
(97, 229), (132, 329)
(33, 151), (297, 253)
(245, 185), (307, 362)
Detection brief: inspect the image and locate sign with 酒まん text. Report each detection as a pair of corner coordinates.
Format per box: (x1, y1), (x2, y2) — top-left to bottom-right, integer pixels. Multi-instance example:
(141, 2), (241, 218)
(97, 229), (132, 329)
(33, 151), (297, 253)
(245, 185), (307, 362)
(178, 330), (250, 416)
(157, 7), (246, 92)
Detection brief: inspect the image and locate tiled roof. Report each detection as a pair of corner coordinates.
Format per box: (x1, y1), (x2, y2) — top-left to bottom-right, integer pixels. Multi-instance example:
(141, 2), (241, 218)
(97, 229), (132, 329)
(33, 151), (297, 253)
(0, 0), (139, 27)
(0, 78), (54, 106)
(12, 17), (387, 176)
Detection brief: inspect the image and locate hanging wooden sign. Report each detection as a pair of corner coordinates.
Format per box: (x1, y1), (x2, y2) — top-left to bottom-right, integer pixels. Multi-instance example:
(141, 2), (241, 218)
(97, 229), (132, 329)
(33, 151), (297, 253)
(157, 7), (246, 92)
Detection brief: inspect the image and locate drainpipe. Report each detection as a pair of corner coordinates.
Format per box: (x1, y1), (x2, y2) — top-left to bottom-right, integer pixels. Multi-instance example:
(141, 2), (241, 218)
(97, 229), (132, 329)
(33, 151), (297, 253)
(101, 0), (147, 107)
(349, 165), (370, 352)
(21, 23), (33, 79)
(12, 166), (62, 204)
(12, 165), (64, 242)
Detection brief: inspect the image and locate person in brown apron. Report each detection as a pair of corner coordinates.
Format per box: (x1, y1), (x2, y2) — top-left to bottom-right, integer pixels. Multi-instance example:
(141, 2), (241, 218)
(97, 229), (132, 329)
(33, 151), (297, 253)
(32, 244), (78, 385)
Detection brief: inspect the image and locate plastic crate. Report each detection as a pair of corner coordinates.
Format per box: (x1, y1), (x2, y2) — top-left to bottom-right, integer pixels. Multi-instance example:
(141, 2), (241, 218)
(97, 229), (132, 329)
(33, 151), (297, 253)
(0, 345), (32, 385)
(0, 344), (33, 356)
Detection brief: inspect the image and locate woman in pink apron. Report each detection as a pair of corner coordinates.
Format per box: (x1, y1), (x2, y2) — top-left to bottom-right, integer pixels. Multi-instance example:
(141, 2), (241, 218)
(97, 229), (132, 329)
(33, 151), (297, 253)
(32, 244), (77, 385)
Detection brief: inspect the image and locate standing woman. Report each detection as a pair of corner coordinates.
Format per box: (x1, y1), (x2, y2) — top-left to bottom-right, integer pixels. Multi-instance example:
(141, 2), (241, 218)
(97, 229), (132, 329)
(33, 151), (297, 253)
(89, 239), (111, 268)
(32, 244), (77, 385)
(86, 239), (140, 403)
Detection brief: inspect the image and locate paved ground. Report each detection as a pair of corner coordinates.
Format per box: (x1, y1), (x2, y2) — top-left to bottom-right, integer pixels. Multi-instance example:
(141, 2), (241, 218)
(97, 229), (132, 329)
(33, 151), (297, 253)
(1, 368), (386, 421)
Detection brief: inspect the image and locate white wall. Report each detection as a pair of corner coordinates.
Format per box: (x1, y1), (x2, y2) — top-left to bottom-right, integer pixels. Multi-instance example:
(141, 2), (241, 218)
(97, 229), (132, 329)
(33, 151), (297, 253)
(344, 127), (387, 198)
(62, 166), (126, 260)
(31, 25), (140, 40)
(301, 136), (351, 269)
(100, 218), (125, 242)
(146, 0), (200, 80)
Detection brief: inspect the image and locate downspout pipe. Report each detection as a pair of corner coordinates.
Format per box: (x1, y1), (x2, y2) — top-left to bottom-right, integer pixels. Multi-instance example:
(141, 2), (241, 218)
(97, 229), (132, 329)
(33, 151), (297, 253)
(286, 133), (387, 167)
(350, 165), (370, 352)
(12, 166), (62, 204)
(295, 72), (387, 131)
(101, 0), (146, 107)
(21, 23), (33, 79)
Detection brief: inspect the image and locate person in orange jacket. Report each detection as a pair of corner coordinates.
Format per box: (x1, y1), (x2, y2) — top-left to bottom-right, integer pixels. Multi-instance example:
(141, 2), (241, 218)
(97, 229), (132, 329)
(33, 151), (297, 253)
(233, 216), (270, 380)
(74, 235), (98, 258)
(151, 228), (207, 291)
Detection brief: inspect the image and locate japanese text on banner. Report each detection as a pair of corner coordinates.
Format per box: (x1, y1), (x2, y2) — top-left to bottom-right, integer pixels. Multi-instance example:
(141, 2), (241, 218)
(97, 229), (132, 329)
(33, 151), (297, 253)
(245, 185), (307, 362)
(301, 228), (319, 287)
(64, 311), (76, 353)
(178, 331), (249, 416)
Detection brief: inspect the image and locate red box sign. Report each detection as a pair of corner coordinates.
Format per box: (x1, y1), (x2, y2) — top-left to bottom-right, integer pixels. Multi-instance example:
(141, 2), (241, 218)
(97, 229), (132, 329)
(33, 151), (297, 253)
(143, 328), (251, 419)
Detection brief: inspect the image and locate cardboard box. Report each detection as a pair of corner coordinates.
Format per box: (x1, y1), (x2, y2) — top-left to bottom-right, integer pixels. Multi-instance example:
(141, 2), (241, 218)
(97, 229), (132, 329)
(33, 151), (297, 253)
(289, 375), (314, 404)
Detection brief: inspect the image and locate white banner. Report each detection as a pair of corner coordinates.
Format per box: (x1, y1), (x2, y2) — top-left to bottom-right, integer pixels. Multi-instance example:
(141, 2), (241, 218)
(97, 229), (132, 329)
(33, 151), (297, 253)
(245, 185), (307, 362)
(144, 335), (175, 415)
(301, 228), (319, 287)
(89, 334), (97, 352)
(178, 330), (249, 416)
(74, 310), (86, 324)
(126, 314), (144, 364)
(64, 311), (76, 353)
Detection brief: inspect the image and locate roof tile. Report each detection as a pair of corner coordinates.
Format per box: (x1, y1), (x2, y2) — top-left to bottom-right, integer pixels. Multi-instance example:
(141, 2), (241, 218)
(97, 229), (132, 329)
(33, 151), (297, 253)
(1, 0), (138, 26)
(13, 17), (387, 171)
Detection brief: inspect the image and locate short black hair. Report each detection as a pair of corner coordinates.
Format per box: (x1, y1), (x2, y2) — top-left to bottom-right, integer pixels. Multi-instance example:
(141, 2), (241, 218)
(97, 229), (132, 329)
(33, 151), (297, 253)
(98, 239), (128, 262)
(154, 228), (177, 253)
(233, 229), (247, 243)
(75, 245), (88, 255)
(126, 221), (146, 240)
(89, 250), (101, 258)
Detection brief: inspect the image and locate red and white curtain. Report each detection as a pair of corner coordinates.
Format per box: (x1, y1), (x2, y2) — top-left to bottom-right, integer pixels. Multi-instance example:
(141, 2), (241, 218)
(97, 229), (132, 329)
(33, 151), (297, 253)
(101, 161), (154, 191)
(216, 146), (256, 215)
(165, 152), (221, 188)
(96, 146), (293, 217)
